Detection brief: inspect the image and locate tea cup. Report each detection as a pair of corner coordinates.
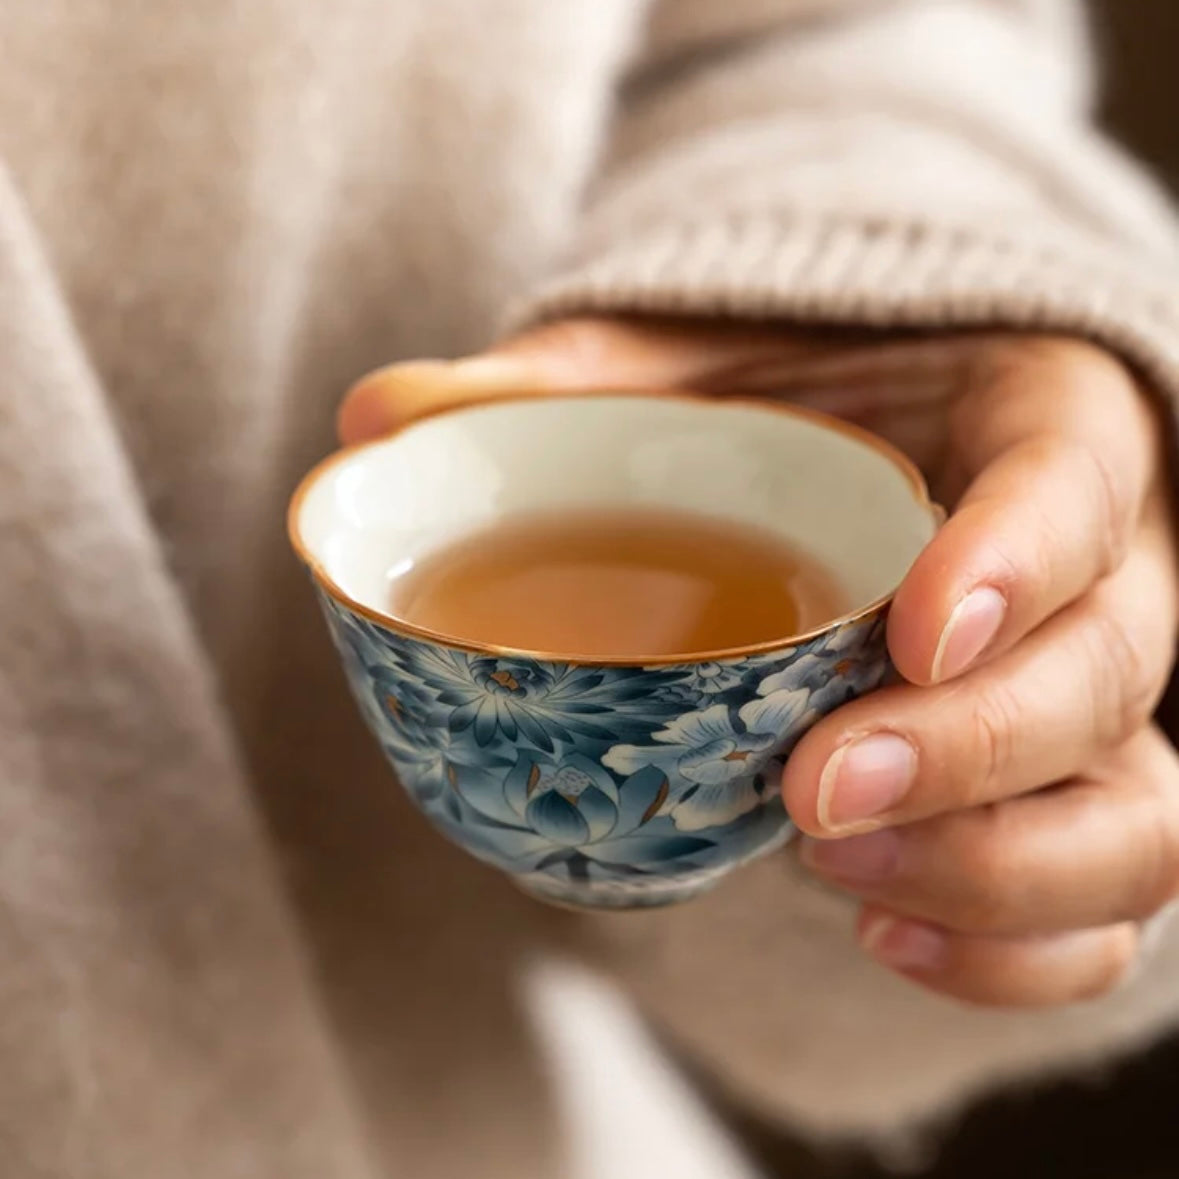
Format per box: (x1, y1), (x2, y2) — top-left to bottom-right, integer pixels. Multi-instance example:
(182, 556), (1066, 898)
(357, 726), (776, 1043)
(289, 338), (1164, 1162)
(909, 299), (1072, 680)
(288, 392), (938, 909)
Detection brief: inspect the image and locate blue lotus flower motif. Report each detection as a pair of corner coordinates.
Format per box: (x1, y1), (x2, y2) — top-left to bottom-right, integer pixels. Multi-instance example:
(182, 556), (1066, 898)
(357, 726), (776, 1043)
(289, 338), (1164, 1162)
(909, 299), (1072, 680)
(603, 687), (812, 831)
(429, 751), (714, 879)
(513, 754), (623, 847)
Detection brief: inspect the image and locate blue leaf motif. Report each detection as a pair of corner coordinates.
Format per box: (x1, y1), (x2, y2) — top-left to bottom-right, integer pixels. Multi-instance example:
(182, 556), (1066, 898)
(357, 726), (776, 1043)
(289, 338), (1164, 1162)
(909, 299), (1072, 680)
(614, 764), (671, 831)
(448, 699), (482, 734)
(588, 832), (715, 863)
(504, 756), (537, 822)
(452, 818), (554, 870)
(453, 762), (525, 828)
(514, 708), (555, 751)
(474, 701), (501, 746)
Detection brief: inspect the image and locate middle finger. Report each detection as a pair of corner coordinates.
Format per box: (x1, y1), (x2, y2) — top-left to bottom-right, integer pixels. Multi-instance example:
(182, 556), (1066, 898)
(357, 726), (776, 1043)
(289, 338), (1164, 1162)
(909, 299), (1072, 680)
(800, 726), (1179, 937)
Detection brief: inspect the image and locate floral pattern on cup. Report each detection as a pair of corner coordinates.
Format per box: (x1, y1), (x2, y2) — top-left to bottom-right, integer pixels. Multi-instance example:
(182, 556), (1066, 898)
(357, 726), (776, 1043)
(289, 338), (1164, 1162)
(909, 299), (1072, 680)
(318, 592), (891, 908)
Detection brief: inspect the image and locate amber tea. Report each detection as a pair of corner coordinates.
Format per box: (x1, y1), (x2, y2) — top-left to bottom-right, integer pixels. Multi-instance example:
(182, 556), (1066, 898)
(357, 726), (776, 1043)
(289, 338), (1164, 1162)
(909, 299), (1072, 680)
(387, 507), (848, 660)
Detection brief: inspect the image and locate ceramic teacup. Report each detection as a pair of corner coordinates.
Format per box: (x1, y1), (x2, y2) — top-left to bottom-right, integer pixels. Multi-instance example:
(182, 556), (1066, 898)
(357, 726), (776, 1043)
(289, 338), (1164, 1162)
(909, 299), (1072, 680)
(289, 392), (938, 909)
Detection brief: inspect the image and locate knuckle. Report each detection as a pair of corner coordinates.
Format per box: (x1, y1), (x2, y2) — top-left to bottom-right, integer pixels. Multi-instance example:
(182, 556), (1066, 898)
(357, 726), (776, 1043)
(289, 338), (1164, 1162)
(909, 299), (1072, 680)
(1005, 336), (1131, 398)
(1076, 442), (1132, 575)
(1042, 436), (1132, 576)
(976, 434), (1064, 588)
(967, 683), (1022, 800)
(944, 811), (1025, 934)
(969, 335), (1109, 406)
(1083, 605), (1162, 743)
(954, 338), (1146, 560)
(948, 337), (1045, 459)
(529, 318), (620, 372)
(969, 335), (1090, 393)
(948, 371), (1022, 466)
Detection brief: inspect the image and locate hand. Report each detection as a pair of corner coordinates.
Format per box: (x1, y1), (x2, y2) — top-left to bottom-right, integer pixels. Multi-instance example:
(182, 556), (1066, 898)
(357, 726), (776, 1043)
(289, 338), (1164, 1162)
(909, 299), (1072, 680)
(340, 317), (1179, 1008)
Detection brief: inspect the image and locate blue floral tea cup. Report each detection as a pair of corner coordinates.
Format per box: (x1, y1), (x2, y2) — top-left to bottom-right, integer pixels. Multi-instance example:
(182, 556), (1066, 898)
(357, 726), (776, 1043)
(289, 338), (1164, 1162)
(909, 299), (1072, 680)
(289, 393), (937, 909)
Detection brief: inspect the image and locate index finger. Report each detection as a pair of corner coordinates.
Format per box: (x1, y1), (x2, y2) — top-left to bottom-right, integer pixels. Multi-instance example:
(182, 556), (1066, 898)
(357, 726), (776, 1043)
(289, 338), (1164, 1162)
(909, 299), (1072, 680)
(888, 338), (1161, 686)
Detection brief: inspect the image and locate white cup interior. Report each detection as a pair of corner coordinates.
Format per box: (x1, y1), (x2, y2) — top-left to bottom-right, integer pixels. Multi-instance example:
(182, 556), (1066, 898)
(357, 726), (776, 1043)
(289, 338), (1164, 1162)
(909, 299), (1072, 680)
(293, 394), (937, 646)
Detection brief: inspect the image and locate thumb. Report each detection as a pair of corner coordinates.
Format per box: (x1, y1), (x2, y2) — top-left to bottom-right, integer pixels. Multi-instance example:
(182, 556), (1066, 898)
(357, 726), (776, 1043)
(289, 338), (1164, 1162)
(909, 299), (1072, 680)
(337, 316), (794, 444)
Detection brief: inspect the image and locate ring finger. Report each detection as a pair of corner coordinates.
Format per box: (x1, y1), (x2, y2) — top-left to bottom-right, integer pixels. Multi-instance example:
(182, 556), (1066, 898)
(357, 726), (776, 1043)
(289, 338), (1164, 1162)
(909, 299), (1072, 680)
(801, 726), (1179, 937)
(854, 910), (1140, 1008)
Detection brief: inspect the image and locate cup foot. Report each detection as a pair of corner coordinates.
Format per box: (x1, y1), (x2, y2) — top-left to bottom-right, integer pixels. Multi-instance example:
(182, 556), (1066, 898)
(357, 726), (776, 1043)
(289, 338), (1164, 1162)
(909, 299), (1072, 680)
(514, 869), (729, 911)
(511, 822), (796, 910)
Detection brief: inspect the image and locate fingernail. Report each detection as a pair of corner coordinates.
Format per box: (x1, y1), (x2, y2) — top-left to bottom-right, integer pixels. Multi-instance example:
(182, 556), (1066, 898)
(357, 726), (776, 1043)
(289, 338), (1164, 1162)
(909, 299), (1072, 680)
(861, 915), (949, 972)
(800, 829), (902, 884)
(931, 587), (1007, 683)
(817, 734), (917, 832)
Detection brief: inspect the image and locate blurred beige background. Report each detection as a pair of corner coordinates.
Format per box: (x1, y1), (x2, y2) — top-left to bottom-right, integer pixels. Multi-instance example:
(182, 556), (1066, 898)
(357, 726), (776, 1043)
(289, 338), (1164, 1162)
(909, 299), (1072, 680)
(1093, 0), (1179, 194)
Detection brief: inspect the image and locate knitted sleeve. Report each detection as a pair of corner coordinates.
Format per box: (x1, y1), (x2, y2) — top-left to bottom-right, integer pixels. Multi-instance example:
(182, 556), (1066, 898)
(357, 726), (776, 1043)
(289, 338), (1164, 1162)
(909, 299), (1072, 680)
(518, 0), (1179, 404)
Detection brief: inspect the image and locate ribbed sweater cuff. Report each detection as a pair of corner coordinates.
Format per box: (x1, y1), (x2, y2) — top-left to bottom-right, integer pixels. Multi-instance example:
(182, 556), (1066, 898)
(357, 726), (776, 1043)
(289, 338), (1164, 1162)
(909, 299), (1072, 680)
(513, 214), (1179, 399)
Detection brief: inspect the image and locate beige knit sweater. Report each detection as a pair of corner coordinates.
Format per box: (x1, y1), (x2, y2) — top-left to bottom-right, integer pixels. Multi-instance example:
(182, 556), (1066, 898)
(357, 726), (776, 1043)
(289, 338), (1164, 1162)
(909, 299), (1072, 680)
(3, 1), (1179, 1176)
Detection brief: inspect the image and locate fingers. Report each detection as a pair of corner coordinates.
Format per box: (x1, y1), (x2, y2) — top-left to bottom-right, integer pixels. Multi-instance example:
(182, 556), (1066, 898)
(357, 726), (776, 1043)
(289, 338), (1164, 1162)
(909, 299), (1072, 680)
(337, 316), (801, 444)
(855, 910), (1140, 1008)
(783, 519), (1178, 835)
(803, 728), (1179, 937)
(888, 338), (1161, 686)
(804, 727), (1179, 1006)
